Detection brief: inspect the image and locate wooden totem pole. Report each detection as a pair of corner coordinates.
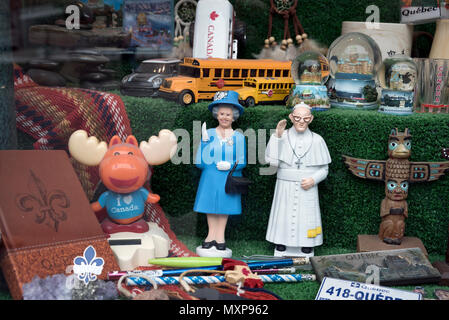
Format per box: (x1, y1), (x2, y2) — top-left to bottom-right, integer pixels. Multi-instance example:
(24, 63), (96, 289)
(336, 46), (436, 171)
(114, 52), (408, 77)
(343, 128), (449, 246)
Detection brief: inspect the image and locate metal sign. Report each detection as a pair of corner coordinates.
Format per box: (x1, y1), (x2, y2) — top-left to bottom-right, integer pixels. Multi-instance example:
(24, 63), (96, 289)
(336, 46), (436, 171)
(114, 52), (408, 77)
(315, 277), (422, 300)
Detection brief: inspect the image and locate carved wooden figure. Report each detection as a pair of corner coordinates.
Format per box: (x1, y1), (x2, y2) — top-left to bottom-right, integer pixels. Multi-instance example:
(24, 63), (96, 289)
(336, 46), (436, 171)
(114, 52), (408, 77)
(343, 128), (449, 245)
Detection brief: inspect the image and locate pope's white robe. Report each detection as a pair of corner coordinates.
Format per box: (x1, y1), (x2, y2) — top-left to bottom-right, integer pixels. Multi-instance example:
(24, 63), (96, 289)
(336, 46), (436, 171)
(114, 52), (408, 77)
(265, 127), (332, 248)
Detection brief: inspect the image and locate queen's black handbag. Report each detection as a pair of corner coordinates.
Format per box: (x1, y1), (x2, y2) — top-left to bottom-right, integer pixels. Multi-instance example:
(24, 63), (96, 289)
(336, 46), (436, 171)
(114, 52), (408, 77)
(225, 161), (252, 194)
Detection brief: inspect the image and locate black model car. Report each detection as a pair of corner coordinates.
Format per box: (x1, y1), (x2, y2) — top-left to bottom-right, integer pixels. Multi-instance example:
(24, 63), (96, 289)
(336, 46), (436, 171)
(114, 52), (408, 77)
(120, 58), (180, 97)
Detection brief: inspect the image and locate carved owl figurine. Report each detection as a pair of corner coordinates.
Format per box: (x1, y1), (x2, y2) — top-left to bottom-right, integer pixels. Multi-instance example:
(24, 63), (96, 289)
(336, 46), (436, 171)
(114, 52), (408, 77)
(380, 129), (412, 244)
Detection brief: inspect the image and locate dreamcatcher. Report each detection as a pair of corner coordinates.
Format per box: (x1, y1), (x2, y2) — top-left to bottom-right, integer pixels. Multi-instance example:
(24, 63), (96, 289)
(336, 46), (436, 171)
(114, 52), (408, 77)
(174, 0), (197, 44)
(265, 0), (307, 51)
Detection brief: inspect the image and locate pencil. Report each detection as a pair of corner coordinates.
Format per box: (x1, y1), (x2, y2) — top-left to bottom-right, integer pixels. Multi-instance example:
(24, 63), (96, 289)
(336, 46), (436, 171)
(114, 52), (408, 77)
(125, 273), (316, 286)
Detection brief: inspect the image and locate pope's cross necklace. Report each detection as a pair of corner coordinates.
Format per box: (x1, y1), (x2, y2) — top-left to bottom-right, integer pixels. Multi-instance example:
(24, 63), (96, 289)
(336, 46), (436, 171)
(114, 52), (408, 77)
(287, 131), (313, 169)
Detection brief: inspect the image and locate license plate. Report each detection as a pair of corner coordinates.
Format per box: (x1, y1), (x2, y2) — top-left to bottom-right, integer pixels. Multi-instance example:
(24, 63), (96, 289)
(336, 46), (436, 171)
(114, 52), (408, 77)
(315, 277), (422, 300)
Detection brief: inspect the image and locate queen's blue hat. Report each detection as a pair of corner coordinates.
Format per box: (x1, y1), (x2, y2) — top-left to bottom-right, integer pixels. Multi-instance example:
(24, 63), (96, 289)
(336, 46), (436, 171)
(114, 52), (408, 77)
(208, 91), (244, 116)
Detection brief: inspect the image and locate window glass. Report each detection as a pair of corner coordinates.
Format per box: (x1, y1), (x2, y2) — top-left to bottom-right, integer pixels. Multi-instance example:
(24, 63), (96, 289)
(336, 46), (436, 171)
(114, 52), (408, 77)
(179, 66), (200, 78)
(137, 63), (169, 74)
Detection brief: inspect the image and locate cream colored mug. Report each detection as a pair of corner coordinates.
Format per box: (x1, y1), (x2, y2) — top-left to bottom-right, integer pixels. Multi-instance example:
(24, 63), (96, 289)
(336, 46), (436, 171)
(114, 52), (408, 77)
(429, 19), (449, 59)
(341, 21), (414, 61)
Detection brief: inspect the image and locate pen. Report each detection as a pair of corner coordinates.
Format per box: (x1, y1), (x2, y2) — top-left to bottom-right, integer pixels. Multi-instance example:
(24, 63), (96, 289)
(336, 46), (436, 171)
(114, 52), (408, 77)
(108, 266), (220, 280)
(252, 267), (297, 275)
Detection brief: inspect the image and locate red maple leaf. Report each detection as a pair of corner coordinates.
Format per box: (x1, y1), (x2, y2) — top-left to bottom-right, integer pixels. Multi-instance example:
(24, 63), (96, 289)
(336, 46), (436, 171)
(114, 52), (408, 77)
(213, 78), (225, 88)
(210, 11), (219, 21)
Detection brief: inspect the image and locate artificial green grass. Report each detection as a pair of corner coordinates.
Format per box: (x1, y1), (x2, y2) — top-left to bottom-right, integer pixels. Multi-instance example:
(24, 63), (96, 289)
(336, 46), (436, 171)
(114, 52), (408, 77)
(118, 94), (449, 256)
(0, 290), (11, 300)
(0, 241), (446, 300)
(173, 235), (448, 300)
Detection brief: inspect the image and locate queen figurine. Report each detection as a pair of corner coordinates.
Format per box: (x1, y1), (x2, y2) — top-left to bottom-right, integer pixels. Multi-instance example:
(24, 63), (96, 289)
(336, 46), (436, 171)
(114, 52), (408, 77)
(194, 91), (247, 258)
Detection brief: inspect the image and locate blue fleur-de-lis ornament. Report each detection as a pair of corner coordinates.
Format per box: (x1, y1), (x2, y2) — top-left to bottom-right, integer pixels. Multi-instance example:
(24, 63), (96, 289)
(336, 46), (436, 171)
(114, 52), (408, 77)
(73, 246), (104, 284)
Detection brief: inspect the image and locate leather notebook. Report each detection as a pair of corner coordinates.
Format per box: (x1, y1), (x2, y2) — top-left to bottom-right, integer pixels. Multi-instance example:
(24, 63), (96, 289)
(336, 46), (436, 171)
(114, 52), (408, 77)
(0, 150), (119, 299)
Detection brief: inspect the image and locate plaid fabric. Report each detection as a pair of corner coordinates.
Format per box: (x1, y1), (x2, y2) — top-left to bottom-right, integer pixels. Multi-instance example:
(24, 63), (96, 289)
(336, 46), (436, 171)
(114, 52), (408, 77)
(14, 63), (131, 199)
(14, 64), (196, 258)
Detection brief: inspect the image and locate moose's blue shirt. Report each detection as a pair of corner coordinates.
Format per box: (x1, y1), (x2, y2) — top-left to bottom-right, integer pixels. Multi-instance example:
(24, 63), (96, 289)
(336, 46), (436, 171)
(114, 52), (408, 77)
(98, 187), (149, 221)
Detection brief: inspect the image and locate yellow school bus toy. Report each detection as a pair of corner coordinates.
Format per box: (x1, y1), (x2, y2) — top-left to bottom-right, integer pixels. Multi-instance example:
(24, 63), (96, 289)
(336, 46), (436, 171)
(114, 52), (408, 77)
(234, 77), (295, 107)
(158, 57), (292, 105)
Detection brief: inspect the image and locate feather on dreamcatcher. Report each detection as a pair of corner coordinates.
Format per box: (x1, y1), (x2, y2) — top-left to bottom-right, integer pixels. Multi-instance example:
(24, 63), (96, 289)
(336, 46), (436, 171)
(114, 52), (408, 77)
(170, 0), (197, 59)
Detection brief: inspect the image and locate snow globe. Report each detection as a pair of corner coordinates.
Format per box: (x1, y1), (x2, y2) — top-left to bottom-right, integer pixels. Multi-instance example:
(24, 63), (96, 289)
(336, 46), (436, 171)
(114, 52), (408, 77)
(327, 32), (382, 110)
(287, 51), (330, 111)
(377, 55), (417, 115)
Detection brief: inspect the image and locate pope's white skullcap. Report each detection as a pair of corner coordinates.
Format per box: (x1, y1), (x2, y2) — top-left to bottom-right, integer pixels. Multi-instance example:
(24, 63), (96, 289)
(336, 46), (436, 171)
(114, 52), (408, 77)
(292, 102), (312, 111)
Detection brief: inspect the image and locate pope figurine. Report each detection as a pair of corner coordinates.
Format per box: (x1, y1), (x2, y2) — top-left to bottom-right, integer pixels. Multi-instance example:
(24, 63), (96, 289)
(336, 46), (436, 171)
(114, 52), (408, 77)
(194, 91), (247, 258)
(265, 102), (331, 257)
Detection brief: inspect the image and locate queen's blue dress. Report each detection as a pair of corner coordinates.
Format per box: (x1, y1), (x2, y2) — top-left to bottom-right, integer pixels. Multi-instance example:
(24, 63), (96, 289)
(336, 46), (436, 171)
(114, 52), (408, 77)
(193, 128), (246, 215)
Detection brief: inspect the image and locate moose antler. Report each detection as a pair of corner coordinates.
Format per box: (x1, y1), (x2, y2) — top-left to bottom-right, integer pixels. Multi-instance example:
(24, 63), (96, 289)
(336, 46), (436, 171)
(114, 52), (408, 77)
(140, 129), (178, 165)
(68, 130), (108, 166)
(69, 129), (178, 167)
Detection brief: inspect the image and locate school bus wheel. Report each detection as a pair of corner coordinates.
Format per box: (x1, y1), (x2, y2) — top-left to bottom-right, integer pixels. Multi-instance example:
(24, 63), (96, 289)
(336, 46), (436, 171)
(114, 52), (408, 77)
(245, 97), (255, 107)
(179, 90), (194, 106)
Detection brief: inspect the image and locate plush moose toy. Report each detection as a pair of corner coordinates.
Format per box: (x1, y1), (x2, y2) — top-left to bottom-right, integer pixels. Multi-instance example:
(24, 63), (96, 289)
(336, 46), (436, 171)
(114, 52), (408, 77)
(68, 129), (177, 234)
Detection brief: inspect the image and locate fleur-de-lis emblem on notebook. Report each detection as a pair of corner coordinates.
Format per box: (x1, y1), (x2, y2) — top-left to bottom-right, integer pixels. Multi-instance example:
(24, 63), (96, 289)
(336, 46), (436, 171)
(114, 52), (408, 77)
(73, 246), (104, 284)
(15, 170), (69, 232)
